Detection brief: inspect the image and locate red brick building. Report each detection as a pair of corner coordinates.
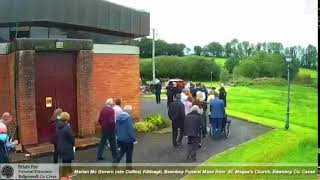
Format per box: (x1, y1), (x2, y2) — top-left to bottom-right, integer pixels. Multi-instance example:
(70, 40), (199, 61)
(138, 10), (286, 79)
(0, 0), (149, 147)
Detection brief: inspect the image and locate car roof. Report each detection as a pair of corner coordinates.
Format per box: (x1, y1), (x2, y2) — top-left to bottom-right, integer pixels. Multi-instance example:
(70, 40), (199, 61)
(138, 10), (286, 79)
(169, 79), (184, 82)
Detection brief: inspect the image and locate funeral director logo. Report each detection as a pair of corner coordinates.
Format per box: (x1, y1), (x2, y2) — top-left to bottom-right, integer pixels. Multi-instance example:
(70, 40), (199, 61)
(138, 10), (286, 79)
(1, 165), (14, 179)
(0, 164), (59, 179)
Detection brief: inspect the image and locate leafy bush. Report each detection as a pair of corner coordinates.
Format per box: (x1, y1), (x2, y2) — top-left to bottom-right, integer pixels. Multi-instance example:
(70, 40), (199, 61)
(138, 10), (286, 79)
(251, 77), (287, 86)
(224, 57), (240, 73)
(220, 68), (231, 83)
(232, 52), (299, 80)
(140, 56), (220, 81)
(233, 60), (260, 78)
(134, 114), (170, 133)
(293, 74), (312, 84)
(229, 75), (253, 86)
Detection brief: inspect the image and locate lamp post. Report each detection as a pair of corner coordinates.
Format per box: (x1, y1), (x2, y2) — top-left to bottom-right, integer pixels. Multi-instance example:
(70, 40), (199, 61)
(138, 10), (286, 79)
(285, 56), (292, 130)
(210, 71), (213, 88)
(152, 28), (156, 82)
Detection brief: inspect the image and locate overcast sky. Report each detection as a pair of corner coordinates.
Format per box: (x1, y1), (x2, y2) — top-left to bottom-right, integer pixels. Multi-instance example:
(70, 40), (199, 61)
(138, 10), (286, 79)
(108, 0), (318, 48)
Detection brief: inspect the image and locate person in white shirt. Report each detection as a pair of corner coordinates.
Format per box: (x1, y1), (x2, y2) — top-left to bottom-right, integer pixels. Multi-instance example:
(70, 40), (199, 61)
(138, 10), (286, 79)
(180, 88), (190, 103)
(113, 98), (123, 121)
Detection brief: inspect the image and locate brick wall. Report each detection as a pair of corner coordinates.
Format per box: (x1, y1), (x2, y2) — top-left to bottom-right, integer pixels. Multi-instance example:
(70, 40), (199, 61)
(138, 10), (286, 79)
(76, 50), (94, 137)
(91, 54), (140, 132)
(16, 50), (38, 145)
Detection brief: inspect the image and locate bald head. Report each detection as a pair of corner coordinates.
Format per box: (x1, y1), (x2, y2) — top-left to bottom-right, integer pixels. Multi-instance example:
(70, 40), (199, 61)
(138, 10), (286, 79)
(1, 112), (12, 125)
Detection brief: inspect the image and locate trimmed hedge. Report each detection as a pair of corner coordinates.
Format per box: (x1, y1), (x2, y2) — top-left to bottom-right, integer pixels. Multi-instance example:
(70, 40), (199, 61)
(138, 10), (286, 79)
(134, 114), (170, 133)
(233, 52), (299, 80)
(140, 56), (220, 81)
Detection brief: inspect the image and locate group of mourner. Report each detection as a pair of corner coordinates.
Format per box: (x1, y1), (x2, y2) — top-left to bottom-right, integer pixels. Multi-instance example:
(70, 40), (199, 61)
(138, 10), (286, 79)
(155, 81), (227, 161)
(0, 98), (136, 168)
(0, 81), (227, 166)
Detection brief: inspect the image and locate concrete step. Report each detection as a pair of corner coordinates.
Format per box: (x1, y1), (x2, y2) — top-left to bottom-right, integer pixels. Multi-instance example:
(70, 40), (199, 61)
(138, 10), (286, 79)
(10, 137), (100, 163)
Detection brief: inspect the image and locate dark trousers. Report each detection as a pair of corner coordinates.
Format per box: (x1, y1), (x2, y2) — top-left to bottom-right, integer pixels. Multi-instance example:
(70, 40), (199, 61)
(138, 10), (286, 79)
(53, 143), (58, 163)
(172, 125), (184, 146)
(210, 118), (223, 134)
(97, 130), (118, 162)
(187, 136), (200, 160)
(155, 93), (161, 104)
(117, 141), (134, 164)
(61, 159), (73, 177)
(201, 111), (208, 137)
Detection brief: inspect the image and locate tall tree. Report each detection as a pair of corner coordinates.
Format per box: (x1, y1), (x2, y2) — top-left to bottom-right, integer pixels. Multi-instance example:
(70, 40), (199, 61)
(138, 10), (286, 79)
(230, 38), (239, 57)
(139, 37), (152, 58)
(242, 41), (250, 57)
(267, 42), (284, 54)
(193, 46), (202, 56)
(206, 41), (224, 57)
(224, 42), (232, 58)
(303, 44), (318, 69)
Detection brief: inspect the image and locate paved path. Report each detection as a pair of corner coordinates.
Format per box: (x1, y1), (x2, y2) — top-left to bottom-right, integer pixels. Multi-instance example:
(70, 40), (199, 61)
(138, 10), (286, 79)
(22, 98), (271, 164)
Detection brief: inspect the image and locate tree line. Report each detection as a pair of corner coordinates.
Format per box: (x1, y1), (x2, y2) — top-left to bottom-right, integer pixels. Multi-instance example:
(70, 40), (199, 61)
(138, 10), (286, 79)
(196, 39), (318, 70)
(131, 38), (186, 58)
(132, 38), (318, 70)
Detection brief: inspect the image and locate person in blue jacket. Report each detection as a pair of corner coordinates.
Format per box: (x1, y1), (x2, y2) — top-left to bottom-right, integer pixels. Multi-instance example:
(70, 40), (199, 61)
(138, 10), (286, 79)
(209, 91), (225, 134)
(115, 105), (136, 167)
(0, 123), (17, 163)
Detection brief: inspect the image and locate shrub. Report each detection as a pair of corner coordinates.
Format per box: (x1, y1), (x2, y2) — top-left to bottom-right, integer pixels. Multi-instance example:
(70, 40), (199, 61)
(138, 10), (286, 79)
(229, 75), (253, 86)
(224, 57), (240, 74)
(140, 56), (221, 81)
(220, 68), (231, 83)
(251, 77), (287, 86)
(134, 114), (170, 133)
(232, 52), (299, 80)
(233, 60), (260, 79)
(293, 74), (312, 84)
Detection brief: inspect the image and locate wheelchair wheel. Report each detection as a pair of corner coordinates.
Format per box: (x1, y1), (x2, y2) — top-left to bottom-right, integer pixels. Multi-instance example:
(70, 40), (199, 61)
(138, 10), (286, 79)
(224, 122), (231, 138)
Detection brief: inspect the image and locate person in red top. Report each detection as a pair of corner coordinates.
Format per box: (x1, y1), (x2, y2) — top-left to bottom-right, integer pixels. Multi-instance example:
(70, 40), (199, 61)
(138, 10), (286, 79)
(96, 98), (118, 162)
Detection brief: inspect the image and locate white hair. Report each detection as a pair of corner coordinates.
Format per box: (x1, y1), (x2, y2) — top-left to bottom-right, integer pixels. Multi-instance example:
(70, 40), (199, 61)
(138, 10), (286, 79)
(105, 98), (113, 105)
(182, 88), (190, 93)
(191, 105), (200, 112)
(123, 105), (132, 113)
(196, 91), (205, 102)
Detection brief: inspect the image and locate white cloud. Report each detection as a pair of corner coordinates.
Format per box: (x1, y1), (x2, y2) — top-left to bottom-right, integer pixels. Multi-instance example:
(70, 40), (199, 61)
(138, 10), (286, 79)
(108, 0), (318, 48)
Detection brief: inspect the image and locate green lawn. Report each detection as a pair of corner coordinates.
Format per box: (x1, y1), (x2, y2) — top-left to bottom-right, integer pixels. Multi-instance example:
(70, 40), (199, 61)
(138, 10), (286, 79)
(298, 68), (318, 79)
(213, 57), (226, 68)
(184, 84), (318, 179)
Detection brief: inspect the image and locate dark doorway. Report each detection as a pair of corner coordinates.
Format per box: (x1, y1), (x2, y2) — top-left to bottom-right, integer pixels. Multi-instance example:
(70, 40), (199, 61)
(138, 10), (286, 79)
(35, 52), (78, 144)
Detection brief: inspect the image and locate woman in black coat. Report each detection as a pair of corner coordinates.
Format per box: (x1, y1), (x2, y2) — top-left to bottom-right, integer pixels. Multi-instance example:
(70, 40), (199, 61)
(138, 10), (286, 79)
(56, 112), (75, 163)
(48, 108), (63, 163)
(219, 87), (227, 107)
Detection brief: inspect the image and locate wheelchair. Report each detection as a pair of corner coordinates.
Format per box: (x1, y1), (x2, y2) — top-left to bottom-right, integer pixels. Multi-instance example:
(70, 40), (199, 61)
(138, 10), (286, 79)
(209, 114), (231, 138)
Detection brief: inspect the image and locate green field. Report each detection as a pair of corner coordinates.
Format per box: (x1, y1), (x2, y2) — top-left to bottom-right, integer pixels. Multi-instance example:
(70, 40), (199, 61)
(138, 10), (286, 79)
(184, 83), (318, 179)
(298, 68), (318, 79)
(213, 57), (226, 68)
(140, 56), (318, 179)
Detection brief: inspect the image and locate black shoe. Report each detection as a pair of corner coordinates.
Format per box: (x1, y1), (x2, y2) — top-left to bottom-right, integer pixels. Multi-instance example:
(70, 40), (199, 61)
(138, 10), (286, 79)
(198, 143), (202, 148)
(97, 157), (105, 161)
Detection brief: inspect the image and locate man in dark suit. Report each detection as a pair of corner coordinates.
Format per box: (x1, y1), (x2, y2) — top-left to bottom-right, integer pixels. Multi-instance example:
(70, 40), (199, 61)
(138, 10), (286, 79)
(184, 105), (204, 161)
(168, 94), (185, 147)
(154, 81), (162, 104)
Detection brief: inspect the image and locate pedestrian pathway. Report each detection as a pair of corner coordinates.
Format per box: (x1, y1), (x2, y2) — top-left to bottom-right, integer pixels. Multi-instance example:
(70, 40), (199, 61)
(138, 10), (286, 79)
(20, 98), (271, 164)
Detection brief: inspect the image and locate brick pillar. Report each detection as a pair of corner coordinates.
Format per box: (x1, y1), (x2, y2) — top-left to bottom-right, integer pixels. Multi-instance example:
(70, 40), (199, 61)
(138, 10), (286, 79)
(16, 50), (38, 145)
(76, 50), (94, 137)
